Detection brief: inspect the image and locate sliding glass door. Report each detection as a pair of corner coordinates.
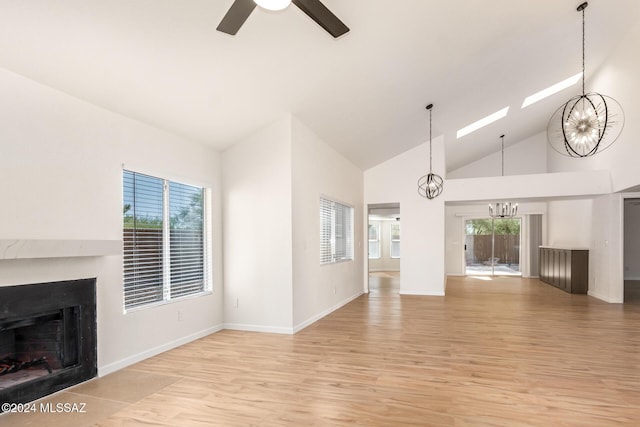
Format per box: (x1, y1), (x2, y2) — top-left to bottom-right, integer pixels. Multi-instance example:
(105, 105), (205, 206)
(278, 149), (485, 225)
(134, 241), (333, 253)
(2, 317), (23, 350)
(464, 217), (521, 276)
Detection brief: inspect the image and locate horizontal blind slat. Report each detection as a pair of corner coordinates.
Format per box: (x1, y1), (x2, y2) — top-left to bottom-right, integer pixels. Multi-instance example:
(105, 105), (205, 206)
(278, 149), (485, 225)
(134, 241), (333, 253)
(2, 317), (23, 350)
(123, 171), (164, 309)
(320, 197), (353, 264)
(169, 181), (205, 298)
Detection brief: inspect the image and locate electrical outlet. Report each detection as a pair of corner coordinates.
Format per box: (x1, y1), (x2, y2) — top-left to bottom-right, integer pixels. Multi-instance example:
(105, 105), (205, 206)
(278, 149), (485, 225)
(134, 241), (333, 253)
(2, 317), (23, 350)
(177, 310), (183, 321)
(235, 297), (239, 308)
(333, 286), (336, 295)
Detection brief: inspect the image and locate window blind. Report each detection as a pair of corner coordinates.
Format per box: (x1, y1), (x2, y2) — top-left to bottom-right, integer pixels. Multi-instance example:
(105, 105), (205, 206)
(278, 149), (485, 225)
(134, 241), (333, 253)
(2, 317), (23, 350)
(169, 181), (205, 298)
(123, 171), (165, 309)
(320, 197), (353, 264)
(320, 198), (333, 264)
(123, 170), (208, 310)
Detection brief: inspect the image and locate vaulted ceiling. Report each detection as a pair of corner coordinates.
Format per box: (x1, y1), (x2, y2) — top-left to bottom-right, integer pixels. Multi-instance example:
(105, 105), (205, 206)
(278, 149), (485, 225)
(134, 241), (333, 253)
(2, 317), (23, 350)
(1, 0), (638, 171)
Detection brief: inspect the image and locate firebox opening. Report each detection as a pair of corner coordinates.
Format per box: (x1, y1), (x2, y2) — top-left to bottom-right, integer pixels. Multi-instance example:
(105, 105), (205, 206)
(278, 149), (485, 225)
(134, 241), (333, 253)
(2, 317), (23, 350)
(0, 278), (96, 408)
(0, 307), (81, 389)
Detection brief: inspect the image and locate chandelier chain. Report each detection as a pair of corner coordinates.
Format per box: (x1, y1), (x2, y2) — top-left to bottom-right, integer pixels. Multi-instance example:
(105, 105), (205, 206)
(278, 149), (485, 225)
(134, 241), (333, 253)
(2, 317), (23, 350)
(582, 5), (586, 96)
(501, 135), (504, 176)
(429, 107), (433, 172)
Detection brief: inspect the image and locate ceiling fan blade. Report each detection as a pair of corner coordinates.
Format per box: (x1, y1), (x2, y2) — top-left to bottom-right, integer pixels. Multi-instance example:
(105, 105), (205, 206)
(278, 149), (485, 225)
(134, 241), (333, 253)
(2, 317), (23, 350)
(217, 0), (257, 35)
(292, 0), (349, 38)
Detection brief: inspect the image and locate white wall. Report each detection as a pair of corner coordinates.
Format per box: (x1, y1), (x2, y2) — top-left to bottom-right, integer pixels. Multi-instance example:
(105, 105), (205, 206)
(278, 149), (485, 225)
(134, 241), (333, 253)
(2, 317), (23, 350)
(542, 20), (640, 301)
(599, 19), (640, 192)
(0, 67), (224, 375)
(222, 117), (294, 333)
(364, 136), (446, 296)
(546, 199), (594, 248)
(448, 132), (547, 179)
(589, 194), (624, 303)
(291, 117), (364, 330)
(624, 199), (640, 279)
(222, 116), (364, 333)
(368, 220), (401, 272)
(445, 170), (611, 203)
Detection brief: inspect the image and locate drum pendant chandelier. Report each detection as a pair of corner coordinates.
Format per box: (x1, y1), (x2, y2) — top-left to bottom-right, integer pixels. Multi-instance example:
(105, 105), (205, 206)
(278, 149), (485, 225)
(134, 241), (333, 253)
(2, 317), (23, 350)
(547, 2), (624, 157)
(417, 104), (444, 199)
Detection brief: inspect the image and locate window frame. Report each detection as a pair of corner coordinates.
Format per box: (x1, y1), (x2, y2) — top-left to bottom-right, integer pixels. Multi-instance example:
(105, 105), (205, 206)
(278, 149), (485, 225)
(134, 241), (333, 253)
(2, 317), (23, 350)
(390, 221), (401, 259)
(123, 170), (212, 312)
(319, 196), (354, 265)
(368, 223), (381, 259)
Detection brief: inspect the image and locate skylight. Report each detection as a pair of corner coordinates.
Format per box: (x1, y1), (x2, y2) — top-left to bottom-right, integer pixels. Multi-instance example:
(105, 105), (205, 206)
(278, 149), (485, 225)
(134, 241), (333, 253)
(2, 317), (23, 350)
(521, 72), (582, 108)
(456, 107), (510, 139)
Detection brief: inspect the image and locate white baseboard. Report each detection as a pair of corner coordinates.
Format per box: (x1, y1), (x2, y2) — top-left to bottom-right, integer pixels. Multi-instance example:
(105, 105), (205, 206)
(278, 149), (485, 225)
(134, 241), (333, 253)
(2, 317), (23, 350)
(98, 292), (367, 378)
(446, 274), (465, 277)
(368, 268), (400, 273)
(223, 292), (365, 335)
(293, 291), (363, 333)
(587, 290), (623, 304)
(399, 290), (445, 296)
(222, 323), (294, 335)
(98, 323), (224, 376)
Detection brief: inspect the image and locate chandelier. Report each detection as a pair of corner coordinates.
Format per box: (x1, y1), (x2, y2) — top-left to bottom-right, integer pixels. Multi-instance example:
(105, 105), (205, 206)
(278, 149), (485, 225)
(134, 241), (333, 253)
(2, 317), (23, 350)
(489, 135), (518, 218)
(417, 104), (444, 199)
(547, 2), (624, 157)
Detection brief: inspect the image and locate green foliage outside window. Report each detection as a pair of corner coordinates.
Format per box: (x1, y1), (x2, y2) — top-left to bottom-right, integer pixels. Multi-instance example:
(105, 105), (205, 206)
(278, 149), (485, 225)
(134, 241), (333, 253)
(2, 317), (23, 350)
(466, 218), (520, 235)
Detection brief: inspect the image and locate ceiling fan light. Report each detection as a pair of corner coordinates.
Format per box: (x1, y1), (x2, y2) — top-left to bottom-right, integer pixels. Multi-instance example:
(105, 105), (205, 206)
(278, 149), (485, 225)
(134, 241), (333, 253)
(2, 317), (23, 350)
(254, 0), (292, 11)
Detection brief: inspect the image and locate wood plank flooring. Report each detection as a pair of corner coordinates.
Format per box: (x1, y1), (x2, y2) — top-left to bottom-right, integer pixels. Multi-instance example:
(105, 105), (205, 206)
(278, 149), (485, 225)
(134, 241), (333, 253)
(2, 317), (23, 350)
(3, 275), (640, 426)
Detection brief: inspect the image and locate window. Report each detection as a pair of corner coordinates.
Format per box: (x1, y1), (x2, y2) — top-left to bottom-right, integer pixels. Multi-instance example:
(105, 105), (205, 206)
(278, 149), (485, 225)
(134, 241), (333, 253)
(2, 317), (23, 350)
(320, 197), (354, 264)
(390, 221), (401, 259)
(368, 223), (380, 259)
(123, 170), (210, 310)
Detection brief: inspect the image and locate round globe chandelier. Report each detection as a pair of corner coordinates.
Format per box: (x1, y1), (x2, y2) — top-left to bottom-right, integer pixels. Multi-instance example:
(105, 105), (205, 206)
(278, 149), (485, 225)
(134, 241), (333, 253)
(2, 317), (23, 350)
(547, 2), (624, 157)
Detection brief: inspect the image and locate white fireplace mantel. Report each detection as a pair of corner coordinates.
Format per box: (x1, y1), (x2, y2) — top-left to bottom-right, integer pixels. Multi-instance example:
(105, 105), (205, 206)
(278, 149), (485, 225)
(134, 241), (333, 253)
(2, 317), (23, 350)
(0, 239), (121, 260)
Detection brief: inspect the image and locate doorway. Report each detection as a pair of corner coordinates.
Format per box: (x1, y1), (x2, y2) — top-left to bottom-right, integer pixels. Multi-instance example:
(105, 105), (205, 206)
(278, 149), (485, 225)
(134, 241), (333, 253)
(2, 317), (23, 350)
(464, 217), (522, 276)
(624, 198), (640, 304)
(367, 203), (400, 295)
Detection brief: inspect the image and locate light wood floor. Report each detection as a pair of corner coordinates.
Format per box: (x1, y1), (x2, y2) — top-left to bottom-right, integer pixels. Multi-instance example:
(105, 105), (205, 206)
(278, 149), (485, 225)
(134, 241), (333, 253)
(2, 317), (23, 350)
(368, 270), (400, 295)
(3, 275), (640, 426)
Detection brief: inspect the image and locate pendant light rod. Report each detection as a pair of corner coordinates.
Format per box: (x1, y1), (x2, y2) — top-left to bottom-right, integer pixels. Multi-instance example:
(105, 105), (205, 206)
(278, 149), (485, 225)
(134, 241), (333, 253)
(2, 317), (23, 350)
(578, 2), (587, 96)
(489, 134), (517, 218)
(500, 134), (505, 176)
(426, 103), (433, 172)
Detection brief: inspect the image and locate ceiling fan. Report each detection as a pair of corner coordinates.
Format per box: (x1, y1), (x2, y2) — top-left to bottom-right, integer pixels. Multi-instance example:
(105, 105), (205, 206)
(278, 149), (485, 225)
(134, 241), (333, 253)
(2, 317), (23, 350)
(217, 0), (349, 38)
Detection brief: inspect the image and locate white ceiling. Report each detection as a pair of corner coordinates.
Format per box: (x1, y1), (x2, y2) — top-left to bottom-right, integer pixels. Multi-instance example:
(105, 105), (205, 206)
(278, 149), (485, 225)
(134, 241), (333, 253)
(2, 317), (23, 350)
(1, 0), (638, 171)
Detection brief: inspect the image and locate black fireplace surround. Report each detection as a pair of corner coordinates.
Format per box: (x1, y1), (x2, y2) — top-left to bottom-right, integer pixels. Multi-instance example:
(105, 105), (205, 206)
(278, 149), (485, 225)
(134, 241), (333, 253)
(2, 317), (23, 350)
(0, 278), (97, 408)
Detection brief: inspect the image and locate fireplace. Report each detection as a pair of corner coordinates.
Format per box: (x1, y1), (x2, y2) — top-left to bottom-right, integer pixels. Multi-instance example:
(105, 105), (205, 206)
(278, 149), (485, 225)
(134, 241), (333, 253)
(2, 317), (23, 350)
(0, 278), (96, 408)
